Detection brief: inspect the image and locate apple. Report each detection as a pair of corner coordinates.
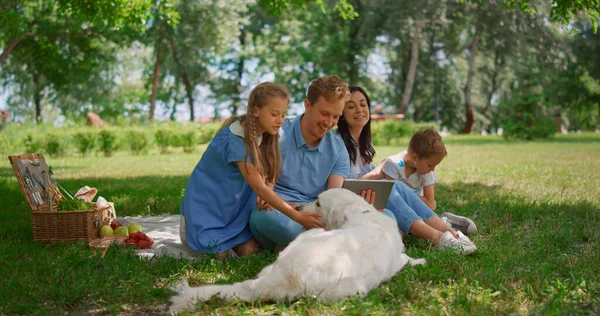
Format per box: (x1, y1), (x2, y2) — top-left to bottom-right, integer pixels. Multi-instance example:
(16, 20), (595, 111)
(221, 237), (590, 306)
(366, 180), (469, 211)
(99, 225), (113, 237)
(110, 220), (123, 230)
(127, 222), (143, 234)
(113, 226), (129, 237)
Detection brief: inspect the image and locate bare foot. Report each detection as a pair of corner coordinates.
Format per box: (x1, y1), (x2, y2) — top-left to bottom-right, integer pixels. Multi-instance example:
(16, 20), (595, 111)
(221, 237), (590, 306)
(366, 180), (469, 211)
(232, 237), (260, 256)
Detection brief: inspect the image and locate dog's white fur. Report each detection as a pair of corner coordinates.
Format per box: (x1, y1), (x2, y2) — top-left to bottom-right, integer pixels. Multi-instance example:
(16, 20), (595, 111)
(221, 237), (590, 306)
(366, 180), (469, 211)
(170, 188), (425, 313)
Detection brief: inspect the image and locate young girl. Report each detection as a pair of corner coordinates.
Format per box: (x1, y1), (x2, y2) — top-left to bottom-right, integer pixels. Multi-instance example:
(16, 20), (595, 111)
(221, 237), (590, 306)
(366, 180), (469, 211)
(179, 82), (322, 259)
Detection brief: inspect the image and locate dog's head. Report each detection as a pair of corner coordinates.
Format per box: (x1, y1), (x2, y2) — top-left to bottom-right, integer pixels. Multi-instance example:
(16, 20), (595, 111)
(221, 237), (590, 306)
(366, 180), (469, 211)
(298, 188), (376, 230)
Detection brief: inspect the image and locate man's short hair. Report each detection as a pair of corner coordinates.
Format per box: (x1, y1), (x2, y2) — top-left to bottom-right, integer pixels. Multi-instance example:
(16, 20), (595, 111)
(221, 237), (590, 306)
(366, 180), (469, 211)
(306, 75), (351, 105)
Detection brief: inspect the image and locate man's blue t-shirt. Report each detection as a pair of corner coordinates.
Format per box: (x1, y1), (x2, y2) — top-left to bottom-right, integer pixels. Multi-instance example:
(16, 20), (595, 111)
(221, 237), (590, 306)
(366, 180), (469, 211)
(274, 115), (350, 204)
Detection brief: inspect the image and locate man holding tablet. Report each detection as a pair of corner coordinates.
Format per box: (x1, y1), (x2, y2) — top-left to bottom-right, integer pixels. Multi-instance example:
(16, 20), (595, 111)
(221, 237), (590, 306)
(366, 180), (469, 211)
(249, 76), (396, 251)
(342, 179), (394, 209)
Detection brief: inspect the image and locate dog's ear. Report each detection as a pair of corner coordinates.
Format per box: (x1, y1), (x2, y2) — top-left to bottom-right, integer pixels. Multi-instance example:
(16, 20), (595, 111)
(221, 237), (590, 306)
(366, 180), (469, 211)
(325, 206), (347, 229)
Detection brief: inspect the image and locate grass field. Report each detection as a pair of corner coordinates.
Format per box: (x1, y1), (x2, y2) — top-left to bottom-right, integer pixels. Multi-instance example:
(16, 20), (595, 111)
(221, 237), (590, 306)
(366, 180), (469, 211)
(0, 133), (599, 315)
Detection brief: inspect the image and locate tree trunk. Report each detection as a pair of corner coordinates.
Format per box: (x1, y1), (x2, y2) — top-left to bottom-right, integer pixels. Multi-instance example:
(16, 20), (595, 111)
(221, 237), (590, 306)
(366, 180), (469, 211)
(482, 48), (503, 118)
(231, 28), (246, 117)
(33, 73), (42, 123)
(462, 24), (482, 134)
(149, 35), (163, 121)
(347, 16), (361, 85)
(0, 39), (25, 63)
(168, 37), (195, 121)
(398, 19), (422, 115)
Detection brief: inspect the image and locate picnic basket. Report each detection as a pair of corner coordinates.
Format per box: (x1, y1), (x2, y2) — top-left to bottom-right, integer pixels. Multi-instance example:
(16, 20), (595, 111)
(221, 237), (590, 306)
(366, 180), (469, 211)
(8, 153), (115, 243)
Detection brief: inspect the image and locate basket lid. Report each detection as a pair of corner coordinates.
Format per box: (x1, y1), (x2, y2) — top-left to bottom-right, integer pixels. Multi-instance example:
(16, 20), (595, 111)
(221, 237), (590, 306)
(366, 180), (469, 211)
(8, 153), (66, 212)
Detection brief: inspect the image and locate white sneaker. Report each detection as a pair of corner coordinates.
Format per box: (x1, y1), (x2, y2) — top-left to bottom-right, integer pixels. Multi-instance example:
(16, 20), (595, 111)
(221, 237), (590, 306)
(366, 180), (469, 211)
(437, 231), (477, 255)
(441, 212), (477, 235)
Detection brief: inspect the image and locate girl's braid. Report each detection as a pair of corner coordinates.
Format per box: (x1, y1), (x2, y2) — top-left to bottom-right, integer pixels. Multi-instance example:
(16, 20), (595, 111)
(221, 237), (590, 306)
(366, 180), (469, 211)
(248, 113), (258, 143)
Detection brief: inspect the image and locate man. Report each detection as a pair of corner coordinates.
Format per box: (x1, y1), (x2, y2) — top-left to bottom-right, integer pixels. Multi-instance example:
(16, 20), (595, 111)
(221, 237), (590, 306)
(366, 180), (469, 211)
(249, 75), (352, 250)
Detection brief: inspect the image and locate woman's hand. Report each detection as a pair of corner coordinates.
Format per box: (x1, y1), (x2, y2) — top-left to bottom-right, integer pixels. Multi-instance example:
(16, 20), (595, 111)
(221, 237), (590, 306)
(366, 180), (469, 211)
(292, 211), (324, 230)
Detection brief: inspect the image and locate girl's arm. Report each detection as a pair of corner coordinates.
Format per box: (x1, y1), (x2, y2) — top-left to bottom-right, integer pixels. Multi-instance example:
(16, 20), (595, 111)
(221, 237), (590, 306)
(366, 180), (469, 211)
(237, 161), (324, 229)
(419, 184), (437, 210)
(256, 181), (274, 210)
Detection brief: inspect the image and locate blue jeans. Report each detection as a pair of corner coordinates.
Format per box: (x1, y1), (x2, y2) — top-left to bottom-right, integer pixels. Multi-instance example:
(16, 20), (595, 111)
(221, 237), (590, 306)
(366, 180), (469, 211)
(249, 206), (396, 250)
(384, 181), (437, 234)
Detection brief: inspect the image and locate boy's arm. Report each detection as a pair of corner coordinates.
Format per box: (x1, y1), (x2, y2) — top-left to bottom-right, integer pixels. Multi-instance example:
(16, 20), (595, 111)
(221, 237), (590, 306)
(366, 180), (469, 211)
(359, 158), (394, 180)
(419, 184), (437, 210)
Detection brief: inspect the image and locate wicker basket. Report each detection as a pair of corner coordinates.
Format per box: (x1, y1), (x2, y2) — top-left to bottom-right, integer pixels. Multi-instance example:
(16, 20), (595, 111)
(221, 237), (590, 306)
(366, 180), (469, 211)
(9, 153), (114, 243)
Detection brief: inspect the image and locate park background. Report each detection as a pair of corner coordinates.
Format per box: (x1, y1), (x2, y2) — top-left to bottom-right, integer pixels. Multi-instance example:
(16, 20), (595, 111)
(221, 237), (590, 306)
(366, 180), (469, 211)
(1, 0), (599, 315)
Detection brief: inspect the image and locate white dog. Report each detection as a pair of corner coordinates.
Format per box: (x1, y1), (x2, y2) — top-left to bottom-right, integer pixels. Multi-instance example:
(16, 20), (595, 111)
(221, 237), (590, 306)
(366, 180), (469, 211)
(170, 188), (425, 313)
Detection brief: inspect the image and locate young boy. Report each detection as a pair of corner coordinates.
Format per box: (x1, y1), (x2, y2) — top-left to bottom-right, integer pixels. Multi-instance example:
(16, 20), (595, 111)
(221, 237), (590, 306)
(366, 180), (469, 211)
(366, 129), (477, 235)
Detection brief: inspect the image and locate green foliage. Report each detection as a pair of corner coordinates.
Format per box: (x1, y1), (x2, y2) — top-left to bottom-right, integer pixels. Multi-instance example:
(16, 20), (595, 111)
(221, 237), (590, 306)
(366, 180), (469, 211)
(154, 129), (174, 154)
(73, 130), (97, 157)
(178, 130), (197, 153)
(371, 120), (439, 146)
(97, 129), (120, 157)
(23, 133), (43, 154)
(198, 124), (219, 144)
(127, 129), (149, 155)
(259, 0), (358, 20)
(57, 199), (94, 211)
(499, 86), (557, 140)
(500, 112), (557, 140)
(44, 133), (65, 157)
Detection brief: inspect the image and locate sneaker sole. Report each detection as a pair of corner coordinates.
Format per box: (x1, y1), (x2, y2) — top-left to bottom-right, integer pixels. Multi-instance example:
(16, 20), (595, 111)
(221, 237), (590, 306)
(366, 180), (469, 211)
(441, 212), (477, 234)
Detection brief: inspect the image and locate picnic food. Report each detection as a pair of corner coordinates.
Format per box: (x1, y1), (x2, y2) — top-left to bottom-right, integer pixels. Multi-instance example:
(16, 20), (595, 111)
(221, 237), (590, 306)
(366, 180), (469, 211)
(127, 222), (142, 234)
(110, 220), (123, 230)
(99, 225), (114, 237)
(124, 232), (154, 249)
(113, 226), (129, 237)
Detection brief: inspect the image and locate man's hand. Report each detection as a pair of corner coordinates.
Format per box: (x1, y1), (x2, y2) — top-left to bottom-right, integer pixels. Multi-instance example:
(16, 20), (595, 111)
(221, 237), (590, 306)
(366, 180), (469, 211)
(359, 189), (375, 205)
(292, 211), (324, 229)
(256, 196), (272, 210)
(359, 189), (384, 212)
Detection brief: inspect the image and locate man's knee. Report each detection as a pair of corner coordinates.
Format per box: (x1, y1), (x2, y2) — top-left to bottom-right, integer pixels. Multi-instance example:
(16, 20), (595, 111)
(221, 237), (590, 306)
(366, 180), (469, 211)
(382, 208), (396, 221)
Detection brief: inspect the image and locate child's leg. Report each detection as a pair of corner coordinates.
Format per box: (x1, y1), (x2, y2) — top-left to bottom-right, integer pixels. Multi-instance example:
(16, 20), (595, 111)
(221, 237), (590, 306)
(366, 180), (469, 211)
(386, 181), (453, 244)
(407, 220), (443, 245)
(426, 216), (458, 238)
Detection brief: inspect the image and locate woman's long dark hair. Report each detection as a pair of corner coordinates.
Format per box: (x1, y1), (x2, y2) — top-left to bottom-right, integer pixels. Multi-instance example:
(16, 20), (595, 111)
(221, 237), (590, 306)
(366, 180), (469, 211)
(337, 86), (375, 165)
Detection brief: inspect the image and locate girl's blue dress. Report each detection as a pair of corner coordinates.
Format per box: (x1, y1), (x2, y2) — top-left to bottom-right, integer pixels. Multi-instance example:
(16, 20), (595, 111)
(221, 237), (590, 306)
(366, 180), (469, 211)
(179, 121), (257, 253)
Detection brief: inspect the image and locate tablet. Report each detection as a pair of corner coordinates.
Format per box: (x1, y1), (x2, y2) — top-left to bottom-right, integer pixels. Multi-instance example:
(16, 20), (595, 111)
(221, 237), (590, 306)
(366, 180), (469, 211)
(342, 179), (395, 209)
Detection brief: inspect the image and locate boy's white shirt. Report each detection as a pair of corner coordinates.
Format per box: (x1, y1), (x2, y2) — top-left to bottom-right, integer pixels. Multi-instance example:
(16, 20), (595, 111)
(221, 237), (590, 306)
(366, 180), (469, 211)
(381, 150), (436, 196)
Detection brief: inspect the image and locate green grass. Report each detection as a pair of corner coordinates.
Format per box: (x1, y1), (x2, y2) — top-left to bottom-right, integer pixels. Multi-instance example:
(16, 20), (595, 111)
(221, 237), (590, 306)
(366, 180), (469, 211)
(1, 133), (599, 315)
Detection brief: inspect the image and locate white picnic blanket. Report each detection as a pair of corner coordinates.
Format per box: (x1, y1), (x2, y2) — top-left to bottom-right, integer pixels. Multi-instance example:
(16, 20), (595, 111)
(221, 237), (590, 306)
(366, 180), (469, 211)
(116, 215), (200, 260)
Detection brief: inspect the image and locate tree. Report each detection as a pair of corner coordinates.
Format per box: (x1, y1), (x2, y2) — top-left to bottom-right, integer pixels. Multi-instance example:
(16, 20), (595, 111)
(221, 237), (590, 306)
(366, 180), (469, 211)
(0, 0), (176, 123)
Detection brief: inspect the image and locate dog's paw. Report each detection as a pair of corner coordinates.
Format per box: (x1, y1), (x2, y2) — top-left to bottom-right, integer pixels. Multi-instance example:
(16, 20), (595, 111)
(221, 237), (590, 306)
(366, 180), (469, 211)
(169, 293), (194, 315)
(169, 279), (194, 314)
(409, 258), (426, 266)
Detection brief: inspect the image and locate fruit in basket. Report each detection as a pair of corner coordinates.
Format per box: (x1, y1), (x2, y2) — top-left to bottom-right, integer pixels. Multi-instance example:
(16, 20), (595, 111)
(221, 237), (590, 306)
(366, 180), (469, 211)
(99, 225), (114, 237)
(110, 220), (123, 230)
(127, 222), (143, 234)
(114, 226), (129, 236)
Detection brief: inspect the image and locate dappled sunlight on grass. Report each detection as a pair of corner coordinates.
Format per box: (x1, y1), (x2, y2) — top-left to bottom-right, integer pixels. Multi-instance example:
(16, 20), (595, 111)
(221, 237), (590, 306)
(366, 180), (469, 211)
(1, 134), (599, 314)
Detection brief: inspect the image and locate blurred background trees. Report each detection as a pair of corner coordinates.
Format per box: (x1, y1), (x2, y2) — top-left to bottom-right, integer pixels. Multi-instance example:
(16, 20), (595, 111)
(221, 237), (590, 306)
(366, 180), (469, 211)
(1, 0), (599, 136)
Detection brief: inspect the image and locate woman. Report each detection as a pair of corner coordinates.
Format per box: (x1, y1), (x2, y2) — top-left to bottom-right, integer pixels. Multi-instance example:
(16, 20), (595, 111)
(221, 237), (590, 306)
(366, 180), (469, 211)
(337, 86), (477, 255)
